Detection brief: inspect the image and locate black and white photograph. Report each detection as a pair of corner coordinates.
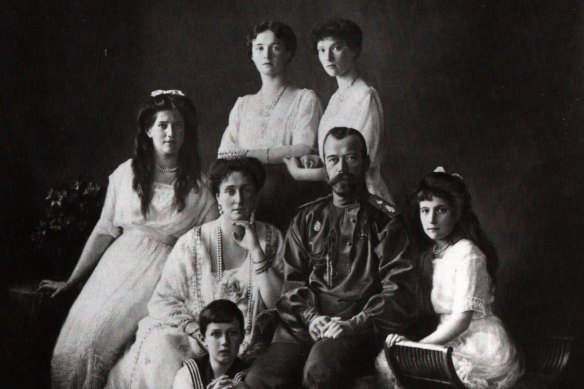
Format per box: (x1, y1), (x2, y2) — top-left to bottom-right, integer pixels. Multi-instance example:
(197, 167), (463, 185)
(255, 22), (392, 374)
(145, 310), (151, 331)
(2, 1), (582, 388)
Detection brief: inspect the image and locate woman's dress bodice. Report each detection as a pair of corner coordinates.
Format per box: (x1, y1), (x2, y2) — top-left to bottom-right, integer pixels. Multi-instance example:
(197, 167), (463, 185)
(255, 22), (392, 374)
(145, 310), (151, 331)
(94, 159), (216, 241)
(317, 80), (392, 200)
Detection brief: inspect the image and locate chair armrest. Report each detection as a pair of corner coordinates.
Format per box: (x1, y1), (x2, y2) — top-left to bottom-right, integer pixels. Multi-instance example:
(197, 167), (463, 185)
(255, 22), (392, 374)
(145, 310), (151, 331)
(521, 336), (573, 375)
(385, 341), (466, 388)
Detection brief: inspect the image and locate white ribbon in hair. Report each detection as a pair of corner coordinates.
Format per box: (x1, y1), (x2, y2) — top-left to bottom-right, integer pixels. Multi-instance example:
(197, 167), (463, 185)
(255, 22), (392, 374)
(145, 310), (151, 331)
(150, 89), (185, 97)
(433, 166), (463, 180)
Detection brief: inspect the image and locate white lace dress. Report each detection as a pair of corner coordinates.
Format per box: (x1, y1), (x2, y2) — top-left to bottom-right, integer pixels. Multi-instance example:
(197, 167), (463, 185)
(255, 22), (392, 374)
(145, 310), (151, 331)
(218, 88), (321, 153)
(431, 240), (523, 388)
(51, 159), (217, 389)
(105, 219), (284, 389)
(218, 88), (324, 230)
(317, 79), (392, 201)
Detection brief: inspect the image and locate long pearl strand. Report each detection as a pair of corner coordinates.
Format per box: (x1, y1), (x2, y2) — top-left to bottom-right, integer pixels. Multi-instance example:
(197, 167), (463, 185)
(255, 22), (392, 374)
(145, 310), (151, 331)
(216, 226), (254, 334)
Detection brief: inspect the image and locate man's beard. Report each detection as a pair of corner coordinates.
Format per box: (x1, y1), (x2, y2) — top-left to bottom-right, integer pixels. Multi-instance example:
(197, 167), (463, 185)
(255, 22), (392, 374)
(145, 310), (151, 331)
(328, 173), (363, 196)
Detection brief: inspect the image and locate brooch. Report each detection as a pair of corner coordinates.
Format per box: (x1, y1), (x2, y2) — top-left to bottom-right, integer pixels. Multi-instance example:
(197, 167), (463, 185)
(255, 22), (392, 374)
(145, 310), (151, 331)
(314, 221), (321, 232)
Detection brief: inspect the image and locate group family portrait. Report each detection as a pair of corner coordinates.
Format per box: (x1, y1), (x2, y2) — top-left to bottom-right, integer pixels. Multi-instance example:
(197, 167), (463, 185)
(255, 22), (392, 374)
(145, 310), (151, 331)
(1, 1), (582, 388)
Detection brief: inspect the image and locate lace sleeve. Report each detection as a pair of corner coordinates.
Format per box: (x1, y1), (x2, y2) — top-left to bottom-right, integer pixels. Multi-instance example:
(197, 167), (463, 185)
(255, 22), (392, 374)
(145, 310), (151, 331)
(452, 255), (489, 317)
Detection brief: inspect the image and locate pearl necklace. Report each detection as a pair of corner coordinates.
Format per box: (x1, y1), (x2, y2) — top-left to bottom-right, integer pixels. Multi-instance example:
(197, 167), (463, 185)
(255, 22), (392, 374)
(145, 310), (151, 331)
(259, 85), (288, 117)
(215, 226), (254, 334)
(154, 163), (178, 173)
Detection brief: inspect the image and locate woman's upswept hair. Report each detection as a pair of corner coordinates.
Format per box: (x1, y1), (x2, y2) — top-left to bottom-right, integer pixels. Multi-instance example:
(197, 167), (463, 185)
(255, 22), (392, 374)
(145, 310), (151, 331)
(247, 20), (297, 61)
(132, 93), (202, 217)
(208, 158), (266, 197)
(310, 18), (363, 57)
(414, 171), (499, 283)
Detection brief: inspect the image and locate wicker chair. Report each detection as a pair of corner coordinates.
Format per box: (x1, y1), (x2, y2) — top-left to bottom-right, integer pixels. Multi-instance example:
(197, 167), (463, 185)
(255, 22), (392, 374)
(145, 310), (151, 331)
(386, 337), (573, 388)
(385, 340), (466, 388)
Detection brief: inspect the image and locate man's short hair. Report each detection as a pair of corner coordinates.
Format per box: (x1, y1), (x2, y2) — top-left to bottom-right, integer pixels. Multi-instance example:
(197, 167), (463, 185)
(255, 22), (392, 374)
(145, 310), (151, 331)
(198, 299), (244, 336)
(322, 127), (368, 158)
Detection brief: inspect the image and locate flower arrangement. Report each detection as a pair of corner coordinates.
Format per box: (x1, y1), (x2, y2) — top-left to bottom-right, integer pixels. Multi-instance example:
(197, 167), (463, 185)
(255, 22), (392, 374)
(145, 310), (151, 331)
(31, 178), (104, 278)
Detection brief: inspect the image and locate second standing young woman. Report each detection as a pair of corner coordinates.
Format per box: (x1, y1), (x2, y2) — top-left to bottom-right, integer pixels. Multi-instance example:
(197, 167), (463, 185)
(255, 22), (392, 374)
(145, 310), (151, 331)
(284, 18), (395, 203)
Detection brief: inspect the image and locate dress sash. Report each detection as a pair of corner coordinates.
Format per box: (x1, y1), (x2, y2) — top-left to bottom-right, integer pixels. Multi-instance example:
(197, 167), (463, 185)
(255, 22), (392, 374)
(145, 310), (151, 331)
(124, 226), (177, 246)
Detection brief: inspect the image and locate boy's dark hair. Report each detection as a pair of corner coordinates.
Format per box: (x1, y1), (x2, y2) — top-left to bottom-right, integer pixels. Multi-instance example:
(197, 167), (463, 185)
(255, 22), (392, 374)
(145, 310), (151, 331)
(199, 299), (244, 336)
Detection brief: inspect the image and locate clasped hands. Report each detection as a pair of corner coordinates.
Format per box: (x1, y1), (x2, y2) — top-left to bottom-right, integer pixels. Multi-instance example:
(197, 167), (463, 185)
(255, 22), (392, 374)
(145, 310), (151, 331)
(308, 315), (354, 341)
(283, 155), (322, 179)
(206, 375), (246, 389)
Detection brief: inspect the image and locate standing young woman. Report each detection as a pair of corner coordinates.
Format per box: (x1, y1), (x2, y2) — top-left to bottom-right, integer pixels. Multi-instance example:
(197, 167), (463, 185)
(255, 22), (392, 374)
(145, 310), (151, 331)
(218, 21), (324, 231)
(284, 18), (394, 203)
(384, 168), (523, 388)
(38, 90), (218, 388)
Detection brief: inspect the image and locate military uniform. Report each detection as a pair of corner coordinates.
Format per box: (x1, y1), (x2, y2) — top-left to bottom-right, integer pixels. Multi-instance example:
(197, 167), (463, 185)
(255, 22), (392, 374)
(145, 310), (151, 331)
(245, 193), (418, 389)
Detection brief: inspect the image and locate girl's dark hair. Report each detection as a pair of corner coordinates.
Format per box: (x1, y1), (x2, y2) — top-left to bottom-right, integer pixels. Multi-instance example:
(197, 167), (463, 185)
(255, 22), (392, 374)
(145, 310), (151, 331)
(310, 18), (363, 57)
(208, 158), (266, 197)
(132, 93), (202, 217)
(414, 171), (499, 283)
(247, 20), (297, 60)
(199, 299), (244, 336)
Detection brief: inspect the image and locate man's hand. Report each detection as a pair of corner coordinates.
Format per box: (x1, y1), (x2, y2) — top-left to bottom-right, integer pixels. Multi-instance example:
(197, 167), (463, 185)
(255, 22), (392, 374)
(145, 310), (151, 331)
(308, 315), (332, 341)
(300, 155), (321, 169)
(320, 319), (354, 339)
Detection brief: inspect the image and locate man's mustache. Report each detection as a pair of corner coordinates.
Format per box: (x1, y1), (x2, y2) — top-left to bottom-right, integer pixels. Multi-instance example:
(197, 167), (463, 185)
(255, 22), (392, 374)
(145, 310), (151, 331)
(328, 172), (358, 185)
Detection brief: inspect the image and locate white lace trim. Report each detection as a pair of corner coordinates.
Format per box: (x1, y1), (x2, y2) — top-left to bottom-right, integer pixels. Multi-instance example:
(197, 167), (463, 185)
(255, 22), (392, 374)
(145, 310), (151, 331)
(456, 296), (486, 317)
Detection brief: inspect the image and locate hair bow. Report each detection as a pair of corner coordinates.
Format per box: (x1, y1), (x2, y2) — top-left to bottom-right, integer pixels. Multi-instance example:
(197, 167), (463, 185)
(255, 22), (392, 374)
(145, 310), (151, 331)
(150, 89), (185, 97)
(433, 166), (463, 180)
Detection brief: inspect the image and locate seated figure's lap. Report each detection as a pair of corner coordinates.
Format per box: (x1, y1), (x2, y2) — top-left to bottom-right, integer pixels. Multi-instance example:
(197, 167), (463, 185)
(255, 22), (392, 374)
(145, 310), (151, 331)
(304, 337), (381, 389)
(140, 331), (195, 386)
(245, 342), (310, 389)
(246, 337), (381, 389)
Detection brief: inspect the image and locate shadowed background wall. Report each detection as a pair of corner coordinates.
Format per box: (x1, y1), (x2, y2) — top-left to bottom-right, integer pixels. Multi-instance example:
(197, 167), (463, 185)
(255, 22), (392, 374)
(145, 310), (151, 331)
(2, 0), (583, 386)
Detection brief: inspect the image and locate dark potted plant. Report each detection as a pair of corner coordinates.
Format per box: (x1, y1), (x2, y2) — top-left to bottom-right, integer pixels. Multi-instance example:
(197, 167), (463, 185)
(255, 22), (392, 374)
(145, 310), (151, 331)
(31, 178), (104, 280)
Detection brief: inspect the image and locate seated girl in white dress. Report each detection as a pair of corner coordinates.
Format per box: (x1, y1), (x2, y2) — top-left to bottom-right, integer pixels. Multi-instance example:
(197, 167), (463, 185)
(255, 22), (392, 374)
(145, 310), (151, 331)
(106, 157), (283, 388)
(38, 90), (218, 388)
(384, 167), (524, 388)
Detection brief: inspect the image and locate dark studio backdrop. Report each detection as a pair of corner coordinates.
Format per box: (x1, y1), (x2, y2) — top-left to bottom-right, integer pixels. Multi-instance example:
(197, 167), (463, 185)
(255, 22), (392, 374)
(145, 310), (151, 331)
(2, 0), (583, 387)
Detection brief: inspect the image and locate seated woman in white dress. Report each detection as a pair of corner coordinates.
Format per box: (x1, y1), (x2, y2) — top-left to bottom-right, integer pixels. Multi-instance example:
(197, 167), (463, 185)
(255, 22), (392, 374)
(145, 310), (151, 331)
(284, 18), (394, 203)
(218, 20), (325, 230)
(38, 90), (218, 388)
(106, 157), (284, 389)
(384, 168), (524, 389)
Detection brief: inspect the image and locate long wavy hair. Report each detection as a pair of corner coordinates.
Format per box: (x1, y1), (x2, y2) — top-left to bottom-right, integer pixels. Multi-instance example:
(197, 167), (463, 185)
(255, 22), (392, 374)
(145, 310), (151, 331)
(132, 93), (202, 217)
(413, 171), (499, 283)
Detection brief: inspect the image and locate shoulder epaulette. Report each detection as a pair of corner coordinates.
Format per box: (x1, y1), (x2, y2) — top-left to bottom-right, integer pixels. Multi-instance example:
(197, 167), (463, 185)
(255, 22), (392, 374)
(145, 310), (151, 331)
(367, 194), (398, 217)
(298, 194), (333, 209)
